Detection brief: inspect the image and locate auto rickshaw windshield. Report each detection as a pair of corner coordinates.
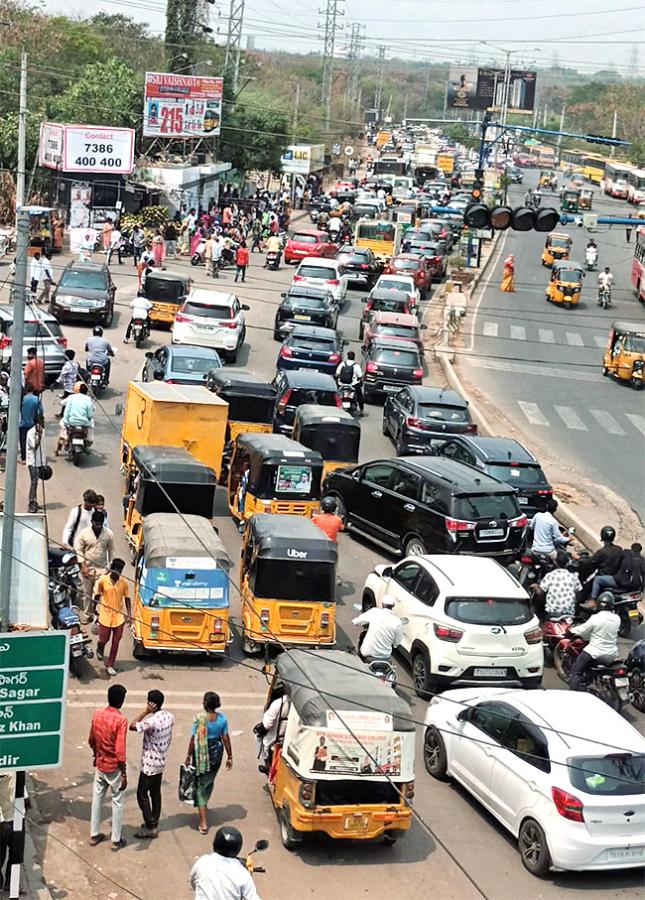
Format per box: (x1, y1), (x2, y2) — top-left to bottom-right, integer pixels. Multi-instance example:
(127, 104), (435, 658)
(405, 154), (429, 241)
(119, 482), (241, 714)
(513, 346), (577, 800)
(251, 558), (336, 602)
(555, 268), (582, 282)
(624, 334), (645, 353)
(299, 425), (360, 462)
(551, 238), (570, 249)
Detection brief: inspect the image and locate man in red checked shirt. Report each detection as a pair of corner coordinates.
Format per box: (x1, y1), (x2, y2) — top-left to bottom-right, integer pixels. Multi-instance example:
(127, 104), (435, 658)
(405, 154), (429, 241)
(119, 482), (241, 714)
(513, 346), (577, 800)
(88, 684), (128, 851)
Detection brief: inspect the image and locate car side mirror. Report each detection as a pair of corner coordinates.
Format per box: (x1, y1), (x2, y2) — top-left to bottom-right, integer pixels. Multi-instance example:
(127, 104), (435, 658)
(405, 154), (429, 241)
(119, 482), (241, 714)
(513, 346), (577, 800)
(420, 324), (428, 330)
(281, 292), (286, 298)
(342, 339), (349, 347)
(381, 565), (393, 578)
(241, 303), (250, 311)
(457, 708), (471, 723)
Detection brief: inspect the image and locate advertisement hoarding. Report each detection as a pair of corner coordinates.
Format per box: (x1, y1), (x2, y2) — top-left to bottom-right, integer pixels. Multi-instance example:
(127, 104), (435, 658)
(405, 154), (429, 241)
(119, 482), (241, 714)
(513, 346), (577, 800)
(446, 66), (480, 111)
(447, 66), (536, 114)
(143, 72), (223, 138)
(280, 144), (325, 176)
(38, 123), (64, 170)
(62, 125), (135, 174)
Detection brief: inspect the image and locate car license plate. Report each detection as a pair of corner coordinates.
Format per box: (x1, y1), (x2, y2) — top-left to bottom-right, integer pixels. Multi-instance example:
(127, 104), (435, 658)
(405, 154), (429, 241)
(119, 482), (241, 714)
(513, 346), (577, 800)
(72, 307), (91, 313)
(196, 324), (214, 332)
(615, 677), (629, 687)
(517, 496), (528, 505)
(294, 314), (310, 321)
(383, 384), (400, 392)
(607, 847), (645, 861)
(479, 528), (504, 537)
(628, 609), (639, 618)
(474, 668), (507, 678)
(70, 634), (85, 645)
(343, 814), (369, 832)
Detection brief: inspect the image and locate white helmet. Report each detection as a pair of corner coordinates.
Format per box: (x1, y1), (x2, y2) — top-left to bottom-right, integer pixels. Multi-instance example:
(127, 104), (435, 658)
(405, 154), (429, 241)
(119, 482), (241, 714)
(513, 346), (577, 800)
(380, 594), (396, 609)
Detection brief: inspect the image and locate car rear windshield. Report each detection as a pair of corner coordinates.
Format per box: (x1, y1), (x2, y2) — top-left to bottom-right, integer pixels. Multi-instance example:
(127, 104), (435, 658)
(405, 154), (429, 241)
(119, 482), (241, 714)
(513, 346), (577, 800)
(172, 354), (220, 374)
(453, 493), (519, 520)
(59, 270), (106, 290)
(298, 265), (335, 280)
(393, 260), (419, 270)
(373, 348), (419, 367)
(372, 297), (407, 312)
(182, 301), (232, 319)
(252, 560), (335, 603)
(445, 596), (532, 626)
(291, 336), (336, 351)
(291, 389), (338, 407)
(13, 320), (63, 339)
(418, 404), (468, 422)
(286, 296), (327, 310)
(486, 464), (548, 486)
(292, 233), (319, 244)
(380, 279), (411, 291)
(379, 326), (417, 339)
(568, 754), (645, 796)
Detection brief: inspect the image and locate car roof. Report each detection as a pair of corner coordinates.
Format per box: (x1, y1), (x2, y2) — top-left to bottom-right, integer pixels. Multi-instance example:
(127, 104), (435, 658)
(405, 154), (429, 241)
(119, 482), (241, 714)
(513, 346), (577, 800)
(290, 229), (327, 239)
(370, 337), (420, 352)
(168, 344), (220, 359)
(372, 312), (419, 326)
(285, 285), (331, 299)
(392, 254), (423, 263)
(0, 305), (58, 322)
(418, 554), (527, 596)
(369, 288), (409, 301)
(279, 370), (338, 389)
(187, 288), (236, 305)
(378, 273), (414, 283)
(398, 456), (510, 492)
(447, 436), (538, 464)
(298, 257), (339, 268)
(61, 261), (107, 273)
(407, 386), (468, 407)
(289, 324), (338, 339)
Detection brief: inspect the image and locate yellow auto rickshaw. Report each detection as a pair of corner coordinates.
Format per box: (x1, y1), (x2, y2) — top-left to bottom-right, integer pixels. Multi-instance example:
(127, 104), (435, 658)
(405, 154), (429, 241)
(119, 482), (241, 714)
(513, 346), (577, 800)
(263, 649), (415, 849)
(227, 433), (323, 522)
(205, 371), (277, 443)
(132, 513), (231, 659)
(541, 232), (572, 267)
(140, 270), (192, 327)
(579, 188), (594, 210)
(539, 170), (556, 190)
(292, 405), (360, 479)
(123, 444), (217, 556)
(545, 260), (584, 309)
(239, 514), (337, 654)
(602, 321), (645, 390)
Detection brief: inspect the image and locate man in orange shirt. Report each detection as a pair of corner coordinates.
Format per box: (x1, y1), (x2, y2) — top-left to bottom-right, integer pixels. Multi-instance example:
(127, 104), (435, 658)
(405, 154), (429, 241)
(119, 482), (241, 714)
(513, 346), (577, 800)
(312, 496), (344, 542)
(23, 347), (45, 393)
(88, 683), (128, 851)
(94, 558), (131, 676)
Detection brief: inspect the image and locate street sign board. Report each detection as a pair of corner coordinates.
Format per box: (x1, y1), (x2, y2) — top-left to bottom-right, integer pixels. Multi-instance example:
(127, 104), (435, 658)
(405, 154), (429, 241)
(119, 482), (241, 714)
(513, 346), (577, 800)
(0, 632), (68, 771)
(344, 145), (354, 157)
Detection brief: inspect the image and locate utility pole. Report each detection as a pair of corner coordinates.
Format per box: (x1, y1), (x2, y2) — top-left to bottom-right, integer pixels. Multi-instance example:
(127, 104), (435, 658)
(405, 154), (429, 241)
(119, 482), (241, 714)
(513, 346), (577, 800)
(292, 81), (300, 135)
(16, 50), (27, 210)
(611, 108), (618, 157)
(374, 44), (386, 121)
(319, 0), (344, 131)
(557, 104), (566, 152)
(346, 22), (364, 107)
(225, 0), (245, 95)
(0, 208), (30, 630)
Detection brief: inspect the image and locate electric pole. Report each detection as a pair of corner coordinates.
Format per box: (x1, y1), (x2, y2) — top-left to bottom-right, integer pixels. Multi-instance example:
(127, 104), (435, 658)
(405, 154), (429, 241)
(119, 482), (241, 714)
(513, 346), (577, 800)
(225, 0), (245, 95)
(627, 43), (639, 79)
(346, 22), (364, 107)
(374, 44), (386, 121)
(319, 0), (344, 130)
(16, 51), (27, 210)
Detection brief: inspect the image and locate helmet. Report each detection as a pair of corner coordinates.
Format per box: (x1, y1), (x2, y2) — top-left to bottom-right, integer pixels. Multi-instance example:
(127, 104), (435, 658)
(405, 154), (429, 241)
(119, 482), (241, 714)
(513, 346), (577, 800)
(92, 326), (103, 337)
(600, 525), (616, 543)
(321, 496), (337, 514)
(213, 826), (243, 858)
(597, 591), (615, 611)
(380, 594), (396, 609)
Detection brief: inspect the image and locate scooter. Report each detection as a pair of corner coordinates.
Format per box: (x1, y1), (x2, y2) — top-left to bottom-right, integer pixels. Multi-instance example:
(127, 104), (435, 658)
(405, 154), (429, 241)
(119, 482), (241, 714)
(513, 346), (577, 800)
(131, 317), (150, 349)
(191, 238), (206, 266)
(337, 383), (359, 417)
(264, 250), (281, 270)
(48, 547), (94, 677)
(66, 425), (91, 466)
(585, 248), (598, 271)
(553, 632), (629, 712)
(88, 361), (108, 396)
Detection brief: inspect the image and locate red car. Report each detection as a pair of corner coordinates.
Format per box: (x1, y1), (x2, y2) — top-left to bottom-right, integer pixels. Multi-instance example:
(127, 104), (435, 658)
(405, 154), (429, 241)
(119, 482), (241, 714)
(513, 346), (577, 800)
(362, 311), (424, 353)
(284, 230), (338, 264)
(384, 254), (432, 297)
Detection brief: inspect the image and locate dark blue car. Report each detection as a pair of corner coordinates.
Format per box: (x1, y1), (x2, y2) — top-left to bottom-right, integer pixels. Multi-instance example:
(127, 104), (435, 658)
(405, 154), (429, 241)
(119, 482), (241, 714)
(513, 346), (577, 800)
(276, 324), (345, 376)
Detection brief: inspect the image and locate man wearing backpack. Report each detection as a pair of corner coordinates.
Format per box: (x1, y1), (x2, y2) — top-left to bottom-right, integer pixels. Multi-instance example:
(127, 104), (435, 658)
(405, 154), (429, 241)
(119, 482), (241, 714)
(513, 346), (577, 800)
(336, 350), (364, 413)
(591, 543), (645, 598)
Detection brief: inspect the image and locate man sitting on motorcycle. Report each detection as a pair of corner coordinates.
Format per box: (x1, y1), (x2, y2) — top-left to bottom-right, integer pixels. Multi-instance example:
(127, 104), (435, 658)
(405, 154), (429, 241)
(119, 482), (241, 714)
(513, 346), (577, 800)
(568, 592), (620, 691)
(264, 232), (282, 266)
(582, 525), (623, 604)
(336, 350), (364, 414)
(352, 594), (403, 662)
(533, 550), (581, 620)
(529, 498), (571, 560)
(585, 239), (598, 268)
(597, 266), (613, 300)
(190, 827), (260, 900)
(123, 293), (153, 343)
(85, 326), (116, 385)
(60, 382), (94, 451)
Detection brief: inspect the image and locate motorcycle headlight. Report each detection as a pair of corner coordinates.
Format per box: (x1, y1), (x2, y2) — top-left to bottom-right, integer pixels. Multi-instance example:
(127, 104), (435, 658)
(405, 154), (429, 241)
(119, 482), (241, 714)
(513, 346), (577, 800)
(633, 360), (644, 371)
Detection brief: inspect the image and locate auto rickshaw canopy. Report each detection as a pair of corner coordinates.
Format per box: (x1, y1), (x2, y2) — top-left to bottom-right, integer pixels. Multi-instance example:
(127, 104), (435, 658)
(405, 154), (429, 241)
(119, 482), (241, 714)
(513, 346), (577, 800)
(131, 445), (217, 518)
(247, 513), (338, 564)
(141, 269), (191, 301)
(293, 405), (360, 462)
(276, 649), (414, 731)
(546, 232), (572, 249)
(142, 512), (230, 570)
(205, 371), (277, 423)
(552, 260), (583, 279)
(235, 433), (323, 494)
(609, 321), (645, 351)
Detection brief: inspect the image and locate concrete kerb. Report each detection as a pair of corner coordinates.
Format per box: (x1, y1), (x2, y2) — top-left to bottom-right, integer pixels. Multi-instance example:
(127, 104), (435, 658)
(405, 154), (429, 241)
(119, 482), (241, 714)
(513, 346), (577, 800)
(22, 779), (54, 900)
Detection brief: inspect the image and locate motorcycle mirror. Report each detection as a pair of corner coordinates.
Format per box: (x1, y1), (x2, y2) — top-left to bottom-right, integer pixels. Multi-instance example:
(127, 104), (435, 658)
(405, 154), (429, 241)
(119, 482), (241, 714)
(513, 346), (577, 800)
(399, 617), (409, 625)
(153, 370), (164, 380)
(114, 403), (123, 416)
(242, 304), (251, 311)
(568, 527), (576, 535)
(254, 839), (269, 852)
(145, 352), (153, 359)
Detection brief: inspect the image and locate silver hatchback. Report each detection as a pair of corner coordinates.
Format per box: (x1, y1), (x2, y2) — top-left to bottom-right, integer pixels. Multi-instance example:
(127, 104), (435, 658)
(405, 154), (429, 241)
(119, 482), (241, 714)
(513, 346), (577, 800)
(0, 306), (68, 380)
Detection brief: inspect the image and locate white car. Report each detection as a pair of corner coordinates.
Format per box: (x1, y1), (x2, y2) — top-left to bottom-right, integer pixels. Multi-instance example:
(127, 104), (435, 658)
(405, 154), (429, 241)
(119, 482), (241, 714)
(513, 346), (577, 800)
(361, 554), (543, 696)
(292, 256), (349, 306)
(171, 289), (249, 363)
(424, 688), (645, 877)
(373, 274), (420, 308)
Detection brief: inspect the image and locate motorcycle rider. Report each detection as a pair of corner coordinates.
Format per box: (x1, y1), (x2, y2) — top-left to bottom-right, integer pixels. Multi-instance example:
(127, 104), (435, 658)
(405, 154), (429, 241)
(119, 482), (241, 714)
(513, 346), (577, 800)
(352, 594), (403, 662)
(335, 350), (364, 414)
(85, 326), (116, 386)
(597, 266), (613, 303)
(529, 498), (571, 560)
(61, 382), (94, 448)
(585, 239), (598, 268)
(584, 525), (624, 603)
(264, 232), (282, 268)
(568, 591), (620, 691)
(312, 496), (344, 542)
(123, 293), (153, 343)
(189, 826), (260, 900)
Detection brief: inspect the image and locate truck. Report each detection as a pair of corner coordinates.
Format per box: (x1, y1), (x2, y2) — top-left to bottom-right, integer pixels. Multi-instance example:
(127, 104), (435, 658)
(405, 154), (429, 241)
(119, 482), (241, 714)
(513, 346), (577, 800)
(412, 144), (438, 184)
(375, 130), (392, 150)
(121, 381), (228, 479)
(436, 152), (455, 175)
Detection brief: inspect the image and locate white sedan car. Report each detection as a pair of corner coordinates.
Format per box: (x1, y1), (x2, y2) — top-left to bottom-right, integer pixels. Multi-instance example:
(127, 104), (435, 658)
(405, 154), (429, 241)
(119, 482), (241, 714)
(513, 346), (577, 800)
(424, 688), (645, 878)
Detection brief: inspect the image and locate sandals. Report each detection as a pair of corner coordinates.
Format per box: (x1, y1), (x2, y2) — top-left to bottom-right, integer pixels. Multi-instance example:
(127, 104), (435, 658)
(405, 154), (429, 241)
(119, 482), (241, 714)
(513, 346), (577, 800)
(199, 825), (208, 835)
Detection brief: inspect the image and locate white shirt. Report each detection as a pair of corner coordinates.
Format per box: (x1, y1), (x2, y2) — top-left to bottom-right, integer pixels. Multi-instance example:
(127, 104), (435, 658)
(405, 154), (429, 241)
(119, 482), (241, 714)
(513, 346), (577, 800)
(352, 607), (403, 660)
(26, 425), (44, 468)
(109, 229), (122, 246)
(572, 610), (620, 659)
(130, 296), (153, 319)
(211, 239), (224, 261)
(189, 854), (261, 900)
(62, 504), (94, 547)
(531, 511), (568, 554)
(598, 272), (613, 289)
(261, 696), (290, 755)
(29, 256), (45, 283)
(336, 360), (362, 387)
(41, 258), (54, 283)
(328, 217), (341, 233)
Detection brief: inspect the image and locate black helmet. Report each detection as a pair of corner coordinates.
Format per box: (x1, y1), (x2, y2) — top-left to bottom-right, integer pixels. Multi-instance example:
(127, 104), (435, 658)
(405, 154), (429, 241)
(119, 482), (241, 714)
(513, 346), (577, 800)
(597, 591), (615, 611)
(600, 525), (616, 543)
(213, 826), (243, 858)
(321, 496), (337, 514)
(93, 326), (103, 337)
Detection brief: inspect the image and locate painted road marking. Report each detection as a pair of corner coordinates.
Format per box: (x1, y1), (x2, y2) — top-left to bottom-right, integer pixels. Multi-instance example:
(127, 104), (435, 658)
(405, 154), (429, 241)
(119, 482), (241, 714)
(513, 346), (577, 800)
(483, 321), (499, 337)
(554, 405), (588, 431)
(510, 325), (526, 341)
(589, 409), (626, 435)
(566, 332), (584, 347)
(467, 357), (604, 383)
(594, 335), (607, 348)
(539, 329), (555, 343)
(518, 401), (550, 426)
(626, 414), (645, 436)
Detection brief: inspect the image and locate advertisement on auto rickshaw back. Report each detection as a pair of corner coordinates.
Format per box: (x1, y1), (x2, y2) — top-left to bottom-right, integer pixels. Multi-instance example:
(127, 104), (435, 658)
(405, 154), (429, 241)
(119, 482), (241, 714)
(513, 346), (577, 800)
(276, 465), (312, 494)
(139, 555), (228, 608)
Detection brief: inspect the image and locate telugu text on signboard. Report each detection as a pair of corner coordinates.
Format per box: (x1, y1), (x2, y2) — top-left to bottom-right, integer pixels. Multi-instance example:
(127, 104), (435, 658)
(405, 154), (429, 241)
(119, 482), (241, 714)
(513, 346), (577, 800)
(143, 72), (223, 138)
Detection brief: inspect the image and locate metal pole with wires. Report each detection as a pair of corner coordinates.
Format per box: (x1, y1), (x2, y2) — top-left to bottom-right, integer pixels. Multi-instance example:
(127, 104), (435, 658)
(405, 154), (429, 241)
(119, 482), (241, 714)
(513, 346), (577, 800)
(224, 0), (245, 95)
(16, 50), (27, 210)
(0, 207), (30, 629)
(374, 44), (386, 122)
(319, 0), (344, 132)
(346, 22), (364, 108)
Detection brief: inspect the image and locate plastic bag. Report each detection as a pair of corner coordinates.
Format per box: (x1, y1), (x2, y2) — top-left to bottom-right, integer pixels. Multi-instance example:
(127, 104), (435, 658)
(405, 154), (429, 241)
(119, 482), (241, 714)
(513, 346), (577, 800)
(178, 764), (196, 805)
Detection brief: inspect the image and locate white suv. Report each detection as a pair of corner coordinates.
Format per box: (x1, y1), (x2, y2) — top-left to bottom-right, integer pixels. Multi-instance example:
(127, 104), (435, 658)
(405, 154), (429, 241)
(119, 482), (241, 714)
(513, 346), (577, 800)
(292, 256), (349, 306)
(373, 274), (420, 309)
(361, 554), (543, 696)
(171, 289), (250, 363)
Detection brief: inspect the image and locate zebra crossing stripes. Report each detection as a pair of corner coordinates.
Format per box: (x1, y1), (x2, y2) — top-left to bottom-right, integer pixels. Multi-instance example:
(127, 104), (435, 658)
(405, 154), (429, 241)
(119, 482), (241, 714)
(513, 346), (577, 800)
(565, 332), (584, 347)
(481, 321), (607, 349)
(539, 329), (555, 343)
(589, 409), (626, 435)
(517, 401), (550, 426)
(510, 325), (526, 341)
(515, 402), (644, 437)
(626, 414), (645, 437)
(554, 406), (587, 430)
(594, 336), (607, 348)
(483, 321), (498, 337)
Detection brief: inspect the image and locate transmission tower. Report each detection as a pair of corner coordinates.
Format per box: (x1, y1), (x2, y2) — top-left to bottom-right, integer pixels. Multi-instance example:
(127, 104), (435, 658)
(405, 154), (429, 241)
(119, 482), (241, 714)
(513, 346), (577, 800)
(346, 22), (365, 107)
(627, 43), (639, 79)
(225, 0), (245, 94)
(319, 0), (344, 129)
(374, 45), (386, 117)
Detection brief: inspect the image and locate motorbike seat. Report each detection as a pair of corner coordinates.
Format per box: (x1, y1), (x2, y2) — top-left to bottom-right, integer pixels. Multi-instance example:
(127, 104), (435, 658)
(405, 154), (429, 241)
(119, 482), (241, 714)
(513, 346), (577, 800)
(56, 606), (81, 627)
(48, 546), (72, 567)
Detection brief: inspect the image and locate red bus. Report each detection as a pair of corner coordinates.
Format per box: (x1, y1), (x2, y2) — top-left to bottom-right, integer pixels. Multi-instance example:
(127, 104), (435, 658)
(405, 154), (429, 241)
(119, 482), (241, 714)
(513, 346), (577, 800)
(631, 225), (645, 304)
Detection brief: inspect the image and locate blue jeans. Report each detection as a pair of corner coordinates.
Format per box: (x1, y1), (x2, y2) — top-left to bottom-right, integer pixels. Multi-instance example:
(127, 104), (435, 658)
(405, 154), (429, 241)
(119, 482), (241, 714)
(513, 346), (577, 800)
(591, 574), (617, 599)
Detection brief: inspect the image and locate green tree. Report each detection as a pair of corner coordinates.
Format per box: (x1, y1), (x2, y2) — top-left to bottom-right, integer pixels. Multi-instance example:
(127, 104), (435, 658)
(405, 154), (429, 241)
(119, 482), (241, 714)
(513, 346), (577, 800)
(221, 103), (289, 180)
(50, 58), (141, 128)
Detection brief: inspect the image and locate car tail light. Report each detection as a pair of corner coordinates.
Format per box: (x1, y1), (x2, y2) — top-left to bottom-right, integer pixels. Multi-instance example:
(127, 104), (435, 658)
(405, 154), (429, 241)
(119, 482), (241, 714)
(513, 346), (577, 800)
(366, 361), (378, 373)
(360, 263), (370, 269)
(165, 379), (174, 384)
(150, 615), (160, 637)
(384, 265), (393, 273)
(445, 517), (476, 532)
(552, 787), (584, 822)
(326, 278), (340, 285)
(433, 623), (463, 642)
(537, 489), (553, 496)
(334, 394), (342, 408)
(464, 423), (478, 434)
(412, 368), (423, 379)
(211, 617), (223, 633)
(277, 388), (292, 413)
(524, 627), (542, 644)
(260, 608), (270, 625)
(174, 312), (192, 323)
(511, 515), (528, 528)
(299, 781), (315, 808)
(329, 352), (340, 363)
(321, 612), (330, 628)
(280, 345), (293, 358)
(56, 337), (68, 348)
(218, 320), (238, 329)
(406, 416), (420, 427)
(0, 335), (12, 349)
(293, 275), (304, 282)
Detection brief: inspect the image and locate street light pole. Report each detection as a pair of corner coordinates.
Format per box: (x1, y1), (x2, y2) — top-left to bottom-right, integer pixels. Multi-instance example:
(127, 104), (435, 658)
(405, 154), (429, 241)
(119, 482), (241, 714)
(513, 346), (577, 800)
(16, 50), (27, 210)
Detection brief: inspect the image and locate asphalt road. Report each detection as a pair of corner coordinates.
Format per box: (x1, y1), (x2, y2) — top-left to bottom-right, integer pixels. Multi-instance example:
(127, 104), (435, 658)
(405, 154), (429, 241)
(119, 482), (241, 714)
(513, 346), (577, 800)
(460, 172), (645, 521)
(5, 230), (644, 900)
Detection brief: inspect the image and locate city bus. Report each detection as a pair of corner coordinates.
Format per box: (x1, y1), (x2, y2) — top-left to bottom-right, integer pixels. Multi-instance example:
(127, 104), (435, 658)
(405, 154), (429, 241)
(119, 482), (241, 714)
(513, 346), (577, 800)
(581, 153), (607, 185)
(631, 225), (645, 305)
(602, 162), (633, 198)
(528, 144), (556, 167)
(627, 168), (645, 205)
(560, 148), (585, 172)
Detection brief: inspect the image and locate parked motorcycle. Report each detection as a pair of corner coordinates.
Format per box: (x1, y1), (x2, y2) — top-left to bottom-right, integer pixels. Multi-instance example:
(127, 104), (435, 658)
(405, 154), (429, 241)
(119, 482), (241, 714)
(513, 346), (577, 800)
(66, 425), (91, 466)
(626, 640), (645, 712)
(553, 632), (629, 712)
(131, 317), (150, 349)
(48, 547), (93, 677)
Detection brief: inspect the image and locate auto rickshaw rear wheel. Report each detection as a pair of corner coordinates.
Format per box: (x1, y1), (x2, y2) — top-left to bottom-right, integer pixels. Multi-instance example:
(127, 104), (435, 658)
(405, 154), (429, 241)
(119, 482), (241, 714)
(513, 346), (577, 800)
(564, 301), (571, 310)
(633, 379), (644, 391)
(279, 805), (302, 851)
(242, 633), (261, 656)
(132, 638), (152, 660)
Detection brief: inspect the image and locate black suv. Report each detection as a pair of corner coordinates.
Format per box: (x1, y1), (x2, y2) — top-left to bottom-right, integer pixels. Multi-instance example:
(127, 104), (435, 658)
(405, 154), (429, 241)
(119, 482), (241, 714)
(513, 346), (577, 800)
(272, 369), (341, 434)
(274, 286), (338, 341)
(335, 245), (382, 289)
(436, 436), (552, 520)
(363, 339), (423, 402)
(323, 457), (527, 559)
(383, 386), (476, 454)
(50, 262), (116, 325)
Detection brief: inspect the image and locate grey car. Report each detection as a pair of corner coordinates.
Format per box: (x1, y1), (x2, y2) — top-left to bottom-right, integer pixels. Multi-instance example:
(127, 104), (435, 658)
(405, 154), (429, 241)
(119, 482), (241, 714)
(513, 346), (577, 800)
(0, 306), (68, 381)
(51, 262), (116, 326)
(142, 344), (223, 385)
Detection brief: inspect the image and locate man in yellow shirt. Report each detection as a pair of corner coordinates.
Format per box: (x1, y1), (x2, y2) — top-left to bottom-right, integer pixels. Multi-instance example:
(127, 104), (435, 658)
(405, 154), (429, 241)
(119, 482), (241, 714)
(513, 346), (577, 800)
(94, 559), (131, 676)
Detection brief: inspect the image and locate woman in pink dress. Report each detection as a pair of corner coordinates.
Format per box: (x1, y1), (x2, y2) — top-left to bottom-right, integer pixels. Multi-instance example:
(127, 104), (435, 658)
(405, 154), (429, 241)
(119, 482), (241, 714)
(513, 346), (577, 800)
(152, 231), (166, 267)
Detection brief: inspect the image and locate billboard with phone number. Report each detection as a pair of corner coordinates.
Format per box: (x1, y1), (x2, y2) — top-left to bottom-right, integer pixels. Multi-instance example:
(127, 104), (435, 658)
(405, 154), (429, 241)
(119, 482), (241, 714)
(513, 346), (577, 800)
(62, 125), (135, 174)
(143, 72), (223, 138)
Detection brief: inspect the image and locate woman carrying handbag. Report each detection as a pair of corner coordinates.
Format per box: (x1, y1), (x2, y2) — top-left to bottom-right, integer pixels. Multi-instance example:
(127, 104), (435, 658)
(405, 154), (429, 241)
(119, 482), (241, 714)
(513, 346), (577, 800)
(184, 692), (233, 834)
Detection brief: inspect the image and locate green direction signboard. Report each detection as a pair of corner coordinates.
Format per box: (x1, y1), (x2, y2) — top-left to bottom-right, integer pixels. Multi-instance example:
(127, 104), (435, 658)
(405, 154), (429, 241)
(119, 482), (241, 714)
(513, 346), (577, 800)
(0, 631), (68, 770)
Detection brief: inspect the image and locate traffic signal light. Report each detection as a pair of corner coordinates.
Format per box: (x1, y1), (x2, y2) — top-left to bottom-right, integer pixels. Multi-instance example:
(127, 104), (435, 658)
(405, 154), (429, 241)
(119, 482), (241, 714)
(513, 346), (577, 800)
(586, 134), (617, 145)
(464, 204), (560, 233)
